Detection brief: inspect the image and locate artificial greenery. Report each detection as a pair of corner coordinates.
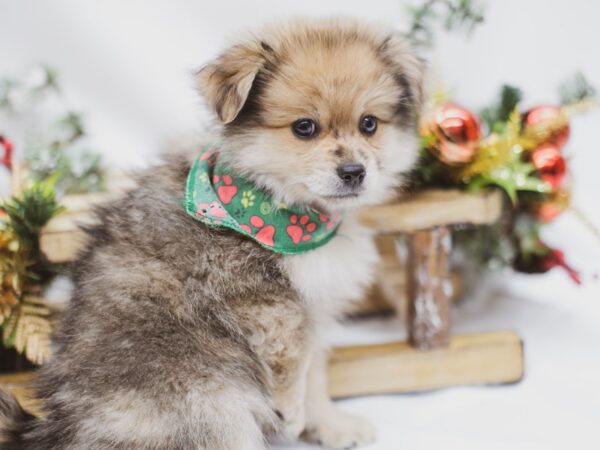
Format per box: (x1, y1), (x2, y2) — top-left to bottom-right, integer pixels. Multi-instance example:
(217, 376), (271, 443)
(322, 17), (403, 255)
(0, 179), (63, 363)
(408, 70), (597, 280)
(0, 65), (106, 196)
(405, 0), (485, 47)
(559, 72), (597, 105)
(0, 65), (106, 363)
(480, 85), (523, 133)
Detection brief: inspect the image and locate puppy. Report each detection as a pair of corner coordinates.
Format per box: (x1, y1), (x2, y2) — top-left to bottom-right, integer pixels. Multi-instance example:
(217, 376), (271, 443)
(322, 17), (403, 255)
(0, 17), (423, 450)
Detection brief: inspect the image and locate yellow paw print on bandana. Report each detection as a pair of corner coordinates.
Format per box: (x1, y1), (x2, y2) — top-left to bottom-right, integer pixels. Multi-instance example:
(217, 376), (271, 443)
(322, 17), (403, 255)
(241, 191), (256, 208)
(259, 201), (272, 215)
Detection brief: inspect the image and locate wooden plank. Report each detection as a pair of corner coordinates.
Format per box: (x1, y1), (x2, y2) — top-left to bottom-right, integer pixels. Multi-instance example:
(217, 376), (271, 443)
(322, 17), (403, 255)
(40, 188), (503, 263)
(40, 193), (117, 263)
(328, 331), (524, 399)
(0, 372), (42, 416)
(1, 332), (523, 412)
(39, 228), (89, 263)
(361, 189), (503, 234)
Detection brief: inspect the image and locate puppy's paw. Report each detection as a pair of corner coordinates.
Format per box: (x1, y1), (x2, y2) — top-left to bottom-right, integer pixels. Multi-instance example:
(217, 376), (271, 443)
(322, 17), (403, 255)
(304, 410), (376, 450)
(275, 403), (306, 441)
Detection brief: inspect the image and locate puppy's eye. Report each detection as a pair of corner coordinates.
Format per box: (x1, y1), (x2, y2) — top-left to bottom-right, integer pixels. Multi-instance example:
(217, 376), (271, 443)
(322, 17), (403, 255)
(292, 119), (318, 139)
(359, 115), (378, 136)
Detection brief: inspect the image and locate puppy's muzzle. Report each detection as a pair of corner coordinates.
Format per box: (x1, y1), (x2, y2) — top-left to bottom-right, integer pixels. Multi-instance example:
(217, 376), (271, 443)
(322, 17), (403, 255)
(337, 162), (366, 189)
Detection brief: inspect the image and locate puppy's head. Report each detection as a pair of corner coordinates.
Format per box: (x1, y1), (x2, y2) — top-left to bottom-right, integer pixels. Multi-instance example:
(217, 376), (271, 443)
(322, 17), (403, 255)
(197, 18), (425, 211)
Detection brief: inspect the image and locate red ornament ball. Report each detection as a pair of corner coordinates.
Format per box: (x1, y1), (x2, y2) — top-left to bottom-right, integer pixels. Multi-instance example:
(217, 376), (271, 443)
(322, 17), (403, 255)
(421, 103), (481, 166)
(531, 144), (567, 191)
(522, 105), (570, 149)
(533, 189), (570, 222)
(0, 135), (13, 169)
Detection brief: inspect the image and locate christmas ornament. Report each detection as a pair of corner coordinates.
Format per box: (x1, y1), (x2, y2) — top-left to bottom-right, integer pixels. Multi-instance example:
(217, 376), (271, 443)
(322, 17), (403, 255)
(0, 135), (13, 169)
(410, 74), (598, 285)
(539, 249), (582, 285)
(533, 189), (571, 222)
(514, 238), (581, 285)
(522, 105), (570, 149)
(457, 110), (551, 202)
(186, 147), (342, 255)
(421, 102), (481, 165)
(530, 144), (567, 190)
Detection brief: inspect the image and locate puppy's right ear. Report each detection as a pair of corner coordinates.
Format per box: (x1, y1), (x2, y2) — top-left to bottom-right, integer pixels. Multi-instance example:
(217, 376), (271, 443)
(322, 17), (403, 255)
(196, 41), (270, 124)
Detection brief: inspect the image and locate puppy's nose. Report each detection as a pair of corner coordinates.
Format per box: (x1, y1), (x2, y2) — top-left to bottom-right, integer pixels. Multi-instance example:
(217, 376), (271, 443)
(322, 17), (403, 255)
(337, 163), (366, 187)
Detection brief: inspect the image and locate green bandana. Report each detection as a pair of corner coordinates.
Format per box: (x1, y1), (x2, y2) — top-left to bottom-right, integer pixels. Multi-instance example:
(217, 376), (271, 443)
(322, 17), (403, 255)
(184, 147), (342, 255)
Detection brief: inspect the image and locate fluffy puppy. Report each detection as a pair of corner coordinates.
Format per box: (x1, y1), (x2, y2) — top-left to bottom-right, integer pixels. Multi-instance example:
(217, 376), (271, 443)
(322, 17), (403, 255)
(0, 17), (424, 450)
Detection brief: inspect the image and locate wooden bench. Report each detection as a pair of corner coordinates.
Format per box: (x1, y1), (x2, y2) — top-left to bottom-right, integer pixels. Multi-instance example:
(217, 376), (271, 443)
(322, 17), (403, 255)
(1, 188), (523, 407)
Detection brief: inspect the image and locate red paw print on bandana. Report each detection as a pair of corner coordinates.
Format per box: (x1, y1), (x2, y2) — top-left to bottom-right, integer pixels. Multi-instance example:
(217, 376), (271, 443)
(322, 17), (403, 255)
(318, 213), (339, 231)
(214, 174), (238, 204)
(240, 215), (276, 247)
(286, 214), (317, 245)
(199, 149), (219, 167)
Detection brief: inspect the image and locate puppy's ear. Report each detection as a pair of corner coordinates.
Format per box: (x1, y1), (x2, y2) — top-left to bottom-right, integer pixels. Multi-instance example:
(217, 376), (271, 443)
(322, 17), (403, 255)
(196, 41), (271, 124)
(379, 34), (427, 114)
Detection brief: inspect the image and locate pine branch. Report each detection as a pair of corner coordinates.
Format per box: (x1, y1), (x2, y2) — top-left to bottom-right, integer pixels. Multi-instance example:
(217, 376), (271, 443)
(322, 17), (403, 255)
(480, 85), (523, 132)
(559, 72), (597, 105)
(405, 0), (485, 47)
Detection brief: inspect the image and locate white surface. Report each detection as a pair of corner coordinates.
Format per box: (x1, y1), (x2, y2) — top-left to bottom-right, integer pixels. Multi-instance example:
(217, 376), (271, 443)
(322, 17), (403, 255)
(2, 1), (600, 449)
(275, 262), (600, 450)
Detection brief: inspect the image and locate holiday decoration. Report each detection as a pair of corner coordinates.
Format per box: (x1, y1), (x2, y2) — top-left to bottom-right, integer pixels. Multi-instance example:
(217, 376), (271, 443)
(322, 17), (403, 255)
(0, 66), (106, 196)
(533, 189), (571, 222)
(530, 144), (566, 191)
(522, 105), (570, 149)
(410, 74), (598, 284)
(0, 65), (106, 364)
(0, 136), (13, 169)
(0, 180), (63, 364)
(515, 244), (581, 285)
(406, 0), (484, 47)
(421, 102), (481, 165)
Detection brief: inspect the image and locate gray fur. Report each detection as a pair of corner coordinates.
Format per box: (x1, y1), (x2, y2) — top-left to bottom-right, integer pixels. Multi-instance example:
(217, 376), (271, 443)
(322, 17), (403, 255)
(2, 153), (308, 449)
(0, 17), (424, 450)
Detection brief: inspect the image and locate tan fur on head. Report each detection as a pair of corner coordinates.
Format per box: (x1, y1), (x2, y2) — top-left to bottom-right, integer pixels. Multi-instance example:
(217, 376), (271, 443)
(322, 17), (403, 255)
(196, 18), (425, 212)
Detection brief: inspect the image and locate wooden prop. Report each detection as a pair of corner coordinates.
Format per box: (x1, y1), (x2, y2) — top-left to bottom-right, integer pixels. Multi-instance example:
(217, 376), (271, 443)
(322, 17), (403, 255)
(360, 189), (504, 351)
(329, 331), (523, 398)
(33, 187), (524, 398)
(333, 188), (522, 396)
(1, 331), (524, 413)
(406, 227), (452, 349)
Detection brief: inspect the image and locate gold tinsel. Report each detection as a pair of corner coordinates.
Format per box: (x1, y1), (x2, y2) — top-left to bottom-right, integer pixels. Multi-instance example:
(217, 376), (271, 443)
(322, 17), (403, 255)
(456, 109), (524, 182)
(456, 100), (596, 183)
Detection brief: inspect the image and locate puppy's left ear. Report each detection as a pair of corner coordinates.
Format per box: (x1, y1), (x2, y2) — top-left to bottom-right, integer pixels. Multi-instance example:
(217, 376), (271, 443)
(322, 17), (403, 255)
(196, 41), (270, 124)
(379, 34), (427, 115)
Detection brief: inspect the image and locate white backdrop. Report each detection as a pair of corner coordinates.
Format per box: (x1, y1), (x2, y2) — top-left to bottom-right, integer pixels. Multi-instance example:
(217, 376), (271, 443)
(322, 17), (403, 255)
(2, 1), (600, 449)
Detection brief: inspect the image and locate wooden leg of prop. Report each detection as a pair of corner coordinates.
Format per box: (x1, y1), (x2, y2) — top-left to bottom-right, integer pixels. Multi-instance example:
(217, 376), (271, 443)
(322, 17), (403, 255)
(406, 226), (452, 350)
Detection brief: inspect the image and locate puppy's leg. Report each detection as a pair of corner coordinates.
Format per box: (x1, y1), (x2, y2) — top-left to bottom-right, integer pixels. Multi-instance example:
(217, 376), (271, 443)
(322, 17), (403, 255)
(196, 385), (271, 450)
(271, 347), (312, 441)
(303, 351), (376, 450)
(246, 299), (312, 442)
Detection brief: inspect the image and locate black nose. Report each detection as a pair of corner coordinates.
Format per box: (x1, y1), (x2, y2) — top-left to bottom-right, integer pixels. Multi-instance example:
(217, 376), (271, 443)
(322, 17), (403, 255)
(337, 163), (366, 188)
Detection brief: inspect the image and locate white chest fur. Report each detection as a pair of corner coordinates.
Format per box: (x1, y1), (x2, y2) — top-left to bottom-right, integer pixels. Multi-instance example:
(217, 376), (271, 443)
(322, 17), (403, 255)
(281, 213), (379, 320)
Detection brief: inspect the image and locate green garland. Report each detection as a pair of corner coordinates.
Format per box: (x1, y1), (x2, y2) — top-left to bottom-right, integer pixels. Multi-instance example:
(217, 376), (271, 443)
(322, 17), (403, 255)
(0, 65), (106, 363)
